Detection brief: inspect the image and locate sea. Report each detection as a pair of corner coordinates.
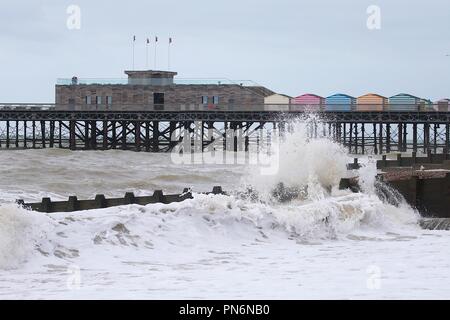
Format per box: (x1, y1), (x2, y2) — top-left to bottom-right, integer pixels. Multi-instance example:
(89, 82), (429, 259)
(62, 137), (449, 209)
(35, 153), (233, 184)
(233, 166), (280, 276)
(0, 121), (449, 299)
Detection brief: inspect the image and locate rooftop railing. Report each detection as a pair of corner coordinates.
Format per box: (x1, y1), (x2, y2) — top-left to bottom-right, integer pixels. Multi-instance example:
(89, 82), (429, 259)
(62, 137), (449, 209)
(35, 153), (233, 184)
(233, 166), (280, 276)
(56, 78), (260, 86)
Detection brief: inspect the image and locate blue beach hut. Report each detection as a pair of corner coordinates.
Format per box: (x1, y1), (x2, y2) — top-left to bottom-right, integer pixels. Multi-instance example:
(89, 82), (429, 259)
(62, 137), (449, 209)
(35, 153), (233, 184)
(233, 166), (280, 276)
(388, 93), (421, 111)
(325, 94), (356, 111)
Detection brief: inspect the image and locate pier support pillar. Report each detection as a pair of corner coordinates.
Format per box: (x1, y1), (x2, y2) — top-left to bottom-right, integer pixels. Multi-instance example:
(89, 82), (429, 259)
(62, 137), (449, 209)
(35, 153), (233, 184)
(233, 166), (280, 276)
(223, 121), (228, 151)
(145, 121), (150, 152)
(69, 120), (76, 150)
(6, 121), (9, 148)
(91, 121), (97, 150)
(135, 121), (141, 152)
(361, 123), (365, 155)
(413, 123), (418, 153)
(121, 121), (127, 150)
(386, 123), (391, 153)
(111, 121), (117, 149)
(102, 121), (108, 150)
(424, 123), (430, 153)
(15, 121), (19, 148)
(379, 123), (383, 154)
(49, 121), (55, 148)
(58, 121), (62, 148)
(373, 123), (378, 154)
(32, 121), (36, 149)
(434, 124), (438, 153)
(403, 123), (408, 152)
(84, 121), (89, 149)
(446, 123), (450, 151)
(23, 121), (27, 148)
(152, 121), (159, 152)
(40, 121), (46, 148)
(348, 123), (353, 154)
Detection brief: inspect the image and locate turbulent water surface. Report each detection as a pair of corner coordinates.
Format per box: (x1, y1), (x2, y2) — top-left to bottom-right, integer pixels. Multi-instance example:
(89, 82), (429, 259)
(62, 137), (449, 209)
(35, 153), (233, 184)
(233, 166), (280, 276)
(0, 125), (449, 299)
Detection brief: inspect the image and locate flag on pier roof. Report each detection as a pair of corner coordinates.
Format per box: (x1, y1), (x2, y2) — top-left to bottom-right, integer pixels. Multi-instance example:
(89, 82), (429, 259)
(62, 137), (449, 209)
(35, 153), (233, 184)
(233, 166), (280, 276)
(155, 36), (158, 42)
(133, 35), (136, 42)
(169, 37), (172, 44)
(147, 38), (149, 44)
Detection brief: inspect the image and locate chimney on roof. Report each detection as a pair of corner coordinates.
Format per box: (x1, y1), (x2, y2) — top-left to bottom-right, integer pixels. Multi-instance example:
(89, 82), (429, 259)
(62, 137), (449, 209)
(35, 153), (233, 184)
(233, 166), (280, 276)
(124, 70), (178, 85)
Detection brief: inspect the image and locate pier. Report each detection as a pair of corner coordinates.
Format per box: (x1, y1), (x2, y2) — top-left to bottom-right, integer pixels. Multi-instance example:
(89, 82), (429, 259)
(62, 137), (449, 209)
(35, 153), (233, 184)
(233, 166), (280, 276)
(1, 104), (450, 154)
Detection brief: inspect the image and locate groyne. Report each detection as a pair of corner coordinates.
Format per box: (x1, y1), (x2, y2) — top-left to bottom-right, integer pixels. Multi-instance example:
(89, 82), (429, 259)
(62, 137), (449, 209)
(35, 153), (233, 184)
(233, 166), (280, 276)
(16, 187), (225, 213)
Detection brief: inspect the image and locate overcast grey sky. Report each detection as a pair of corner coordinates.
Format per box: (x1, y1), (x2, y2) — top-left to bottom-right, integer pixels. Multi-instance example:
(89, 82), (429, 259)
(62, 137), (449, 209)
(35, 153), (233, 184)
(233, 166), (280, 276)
(0, 0), (449, 102)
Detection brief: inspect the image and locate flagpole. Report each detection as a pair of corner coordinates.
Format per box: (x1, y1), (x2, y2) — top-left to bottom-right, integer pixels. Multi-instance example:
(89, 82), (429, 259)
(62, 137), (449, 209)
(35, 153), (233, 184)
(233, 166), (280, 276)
(154, 36), (158, 69)
(168, 37), (171, 71)
(132, 36), (135, 70)
(146, 38), (149, 69)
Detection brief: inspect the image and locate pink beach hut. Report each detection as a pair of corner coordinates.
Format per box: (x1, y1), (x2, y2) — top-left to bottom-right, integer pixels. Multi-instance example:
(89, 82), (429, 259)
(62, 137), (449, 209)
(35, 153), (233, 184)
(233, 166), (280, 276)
(290, 94), (325, 111)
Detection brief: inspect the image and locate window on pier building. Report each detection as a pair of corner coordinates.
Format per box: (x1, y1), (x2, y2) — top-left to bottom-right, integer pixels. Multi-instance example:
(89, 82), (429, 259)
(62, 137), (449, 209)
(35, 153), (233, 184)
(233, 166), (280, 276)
(85, 96), (92, 105)
(213, 96), (219, 104)
(202, 96), (208, 105)
(106, 96), (112, 105)
(96, 96), (102, 105)
(153, 92), (165, 105)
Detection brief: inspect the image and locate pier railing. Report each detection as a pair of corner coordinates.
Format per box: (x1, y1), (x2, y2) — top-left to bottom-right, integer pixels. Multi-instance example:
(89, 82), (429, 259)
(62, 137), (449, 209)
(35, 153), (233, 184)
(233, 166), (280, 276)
(1, 103), (449, 113)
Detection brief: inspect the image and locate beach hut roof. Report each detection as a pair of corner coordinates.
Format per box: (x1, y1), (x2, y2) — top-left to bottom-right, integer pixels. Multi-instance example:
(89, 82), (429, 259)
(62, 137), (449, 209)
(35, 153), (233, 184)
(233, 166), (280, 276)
(390, 93), (421, 99)
(327, 93), (355, 99)
(267, 93), (292, 99)
(358, 93), (387, 99)
(294, 93), (324, 99)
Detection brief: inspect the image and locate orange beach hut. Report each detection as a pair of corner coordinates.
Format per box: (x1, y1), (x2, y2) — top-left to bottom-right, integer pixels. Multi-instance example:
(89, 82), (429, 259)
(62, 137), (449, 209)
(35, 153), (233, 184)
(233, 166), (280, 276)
(356, 93), (388, 111)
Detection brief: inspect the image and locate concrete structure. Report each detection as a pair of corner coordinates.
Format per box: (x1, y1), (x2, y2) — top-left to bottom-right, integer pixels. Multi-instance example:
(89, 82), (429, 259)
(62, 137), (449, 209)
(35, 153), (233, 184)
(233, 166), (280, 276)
(55, 70), (274, 111)
(356, 93), (388, 111)
(376, 152), (450, 218)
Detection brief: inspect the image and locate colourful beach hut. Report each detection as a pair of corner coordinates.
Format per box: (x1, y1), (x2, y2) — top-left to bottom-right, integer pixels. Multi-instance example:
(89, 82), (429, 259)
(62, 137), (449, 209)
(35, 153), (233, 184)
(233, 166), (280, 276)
(356, 93), (388, 112)
(264, 93), (291, 111)
(419, 98), (433, 111)
(291, 94), (325, 105)
(388, 93), (421, 111)
(325, 94), (356, 112)
(436, 99), (450, 111)
(290, 94), (325, 111)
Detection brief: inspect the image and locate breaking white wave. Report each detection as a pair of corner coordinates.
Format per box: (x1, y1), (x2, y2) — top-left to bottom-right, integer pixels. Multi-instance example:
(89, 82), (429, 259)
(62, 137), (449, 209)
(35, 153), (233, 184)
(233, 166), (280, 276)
(0, 116), (420, 268)
(0, 204), (53, 269)
(0, 190), (418, 271)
